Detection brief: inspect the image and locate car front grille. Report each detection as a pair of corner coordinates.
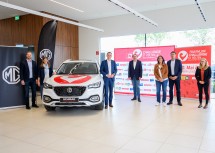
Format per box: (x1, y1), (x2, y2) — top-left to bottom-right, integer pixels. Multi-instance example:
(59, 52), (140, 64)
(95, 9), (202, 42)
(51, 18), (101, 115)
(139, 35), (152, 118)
(54, 86), (86, 96)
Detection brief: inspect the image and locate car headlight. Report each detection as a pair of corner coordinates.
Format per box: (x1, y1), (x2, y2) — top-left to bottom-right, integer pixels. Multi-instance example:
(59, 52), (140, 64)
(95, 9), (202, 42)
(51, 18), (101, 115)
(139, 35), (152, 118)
(88, 81), (101, 89)
(43, 83), (53, 89)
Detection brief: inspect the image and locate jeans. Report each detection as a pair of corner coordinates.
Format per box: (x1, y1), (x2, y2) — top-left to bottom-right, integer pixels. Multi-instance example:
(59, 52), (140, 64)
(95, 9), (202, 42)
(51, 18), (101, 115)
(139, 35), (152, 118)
(169, 78), (181, 103)
(197, 82), (209, 104)
(156, 80), (168, 103)
(132, 77), (140, 98)
(104, 78), (114, 106)
(24, 78), (36, 107)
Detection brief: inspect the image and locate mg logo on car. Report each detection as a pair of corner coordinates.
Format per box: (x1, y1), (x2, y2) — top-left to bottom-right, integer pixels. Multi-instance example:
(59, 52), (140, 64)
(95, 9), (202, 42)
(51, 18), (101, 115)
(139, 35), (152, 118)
(2, 66), (20, 84)
(40, 49), (52, 60)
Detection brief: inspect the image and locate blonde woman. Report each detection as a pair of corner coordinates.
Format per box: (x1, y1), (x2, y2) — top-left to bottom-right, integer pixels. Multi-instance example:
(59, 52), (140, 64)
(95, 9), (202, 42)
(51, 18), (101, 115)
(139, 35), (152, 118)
(154, 55), (168, 106)
(195, 58), (211, 109)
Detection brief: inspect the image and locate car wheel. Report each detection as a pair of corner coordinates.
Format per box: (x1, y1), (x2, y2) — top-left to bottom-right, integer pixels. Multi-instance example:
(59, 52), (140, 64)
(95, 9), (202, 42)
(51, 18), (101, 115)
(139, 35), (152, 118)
(44, 105), (56, 111)
(94, 101), (104, 110)
(94, 90), (104, 110)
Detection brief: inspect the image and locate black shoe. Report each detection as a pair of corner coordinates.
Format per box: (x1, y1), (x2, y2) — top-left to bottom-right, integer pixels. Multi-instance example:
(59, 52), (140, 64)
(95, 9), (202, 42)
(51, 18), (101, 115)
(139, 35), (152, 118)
(138, 98), (141, 102)
(198, 104), (202, 108)
(131, 97), (136, 101)
(105, 105), (108, 109)
(178, 103), (183, 106)
(26, 106), (31, 110)
(32, 104), (39, 108)
(167, 102), (173, 105)
(109, 104), (113, 107)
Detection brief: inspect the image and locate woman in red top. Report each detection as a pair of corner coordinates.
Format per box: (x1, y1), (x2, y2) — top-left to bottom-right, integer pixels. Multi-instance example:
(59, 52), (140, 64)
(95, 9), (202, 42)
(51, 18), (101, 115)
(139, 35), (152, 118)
(195, 58), (211, 109)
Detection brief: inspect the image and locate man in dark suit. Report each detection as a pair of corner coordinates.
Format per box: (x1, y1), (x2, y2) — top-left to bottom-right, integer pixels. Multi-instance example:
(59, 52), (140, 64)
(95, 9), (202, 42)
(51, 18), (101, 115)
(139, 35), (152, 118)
(20, 51), (39, 109)
(128, 54), (143, 102)
(167, 51), (183, 106)
(100, 52), (117, 109)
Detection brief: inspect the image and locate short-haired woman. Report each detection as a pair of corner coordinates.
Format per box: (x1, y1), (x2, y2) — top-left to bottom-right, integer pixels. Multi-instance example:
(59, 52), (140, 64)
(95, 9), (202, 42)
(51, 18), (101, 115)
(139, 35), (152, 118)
(154, 55), (168, 106)
(195, 58), (211, 109)
(38, 57), (53, 99)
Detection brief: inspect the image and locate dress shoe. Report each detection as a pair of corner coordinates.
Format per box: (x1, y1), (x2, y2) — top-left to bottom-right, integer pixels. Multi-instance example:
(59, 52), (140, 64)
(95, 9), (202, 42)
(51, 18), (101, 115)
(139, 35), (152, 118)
(131, 97), (136, 101)
(32, 104), (39, 108)
(198, 104), (202, 108)
(167, 102), (173, 105)
(109, 104), (113, 107)
(105, 105), (108, 109)
(138, 98), (141, 102)
(203, 104), (208, 109)
(26, 106), (31, 110)
(178, 103), (183, 106)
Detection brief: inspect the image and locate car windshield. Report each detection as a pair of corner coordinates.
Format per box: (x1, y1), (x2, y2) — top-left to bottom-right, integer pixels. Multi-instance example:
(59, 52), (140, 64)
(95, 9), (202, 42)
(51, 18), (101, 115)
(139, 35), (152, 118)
(57, 62), (98, 75)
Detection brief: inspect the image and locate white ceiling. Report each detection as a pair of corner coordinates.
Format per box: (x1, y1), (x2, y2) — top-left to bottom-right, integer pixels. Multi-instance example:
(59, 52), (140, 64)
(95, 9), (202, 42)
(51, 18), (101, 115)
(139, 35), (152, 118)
(0, 0), (215, 21)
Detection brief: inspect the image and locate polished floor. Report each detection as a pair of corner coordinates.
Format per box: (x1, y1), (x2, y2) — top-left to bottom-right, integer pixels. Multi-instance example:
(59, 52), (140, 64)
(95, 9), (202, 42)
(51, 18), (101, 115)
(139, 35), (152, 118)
(0, 95), (215, 153)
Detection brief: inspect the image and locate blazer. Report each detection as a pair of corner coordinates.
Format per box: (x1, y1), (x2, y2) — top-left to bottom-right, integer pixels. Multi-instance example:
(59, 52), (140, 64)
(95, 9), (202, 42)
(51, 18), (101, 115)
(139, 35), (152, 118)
(20, 59), (38, 81)
(167, 59), (182, 80)
(100, 60), (117, 81)
(195, 66), (211, 84)
(154, 63), (168, 80)
(128, 60), (142, 80)
(38, 66), (53, 85)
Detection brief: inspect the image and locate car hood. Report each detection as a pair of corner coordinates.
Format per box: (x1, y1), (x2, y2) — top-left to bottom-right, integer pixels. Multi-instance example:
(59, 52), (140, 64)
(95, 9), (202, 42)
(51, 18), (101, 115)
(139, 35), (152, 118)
(46, 74), (102, 86)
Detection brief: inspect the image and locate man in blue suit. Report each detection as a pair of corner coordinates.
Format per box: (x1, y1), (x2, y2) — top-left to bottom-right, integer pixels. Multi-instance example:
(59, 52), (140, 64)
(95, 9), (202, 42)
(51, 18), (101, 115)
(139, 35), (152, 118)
(167, 51), (183, 106)
(100, 52), (117, 109)
(128, 54), (142, 102)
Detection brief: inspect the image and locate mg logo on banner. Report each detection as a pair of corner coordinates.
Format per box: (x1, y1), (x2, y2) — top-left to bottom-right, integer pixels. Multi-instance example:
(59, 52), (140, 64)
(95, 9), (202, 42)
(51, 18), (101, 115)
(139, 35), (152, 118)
(40, 49), (52, 60)
(2, 66), (20, 84)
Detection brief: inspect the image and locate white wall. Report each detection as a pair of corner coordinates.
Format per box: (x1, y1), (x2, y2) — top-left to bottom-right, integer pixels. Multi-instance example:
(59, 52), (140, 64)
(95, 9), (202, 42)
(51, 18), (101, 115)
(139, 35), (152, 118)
(79, 1), (215, 61)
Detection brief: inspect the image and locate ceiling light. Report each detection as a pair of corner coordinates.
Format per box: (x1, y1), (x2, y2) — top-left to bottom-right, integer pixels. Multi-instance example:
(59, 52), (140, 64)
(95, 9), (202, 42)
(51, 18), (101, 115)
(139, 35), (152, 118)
(0, 1), (103, 32)
(50, 0), (84, 13)
(194, 0), (206, 22)
(108, 0), (158, 27)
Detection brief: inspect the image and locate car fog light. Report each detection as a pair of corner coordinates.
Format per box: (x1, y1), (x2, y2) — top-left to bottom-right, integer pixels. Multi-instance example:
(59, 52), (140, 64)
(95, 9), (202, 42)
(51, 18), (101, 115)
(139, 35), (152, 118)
(89, 95), (100, 102)
(43, 96), (52, 103)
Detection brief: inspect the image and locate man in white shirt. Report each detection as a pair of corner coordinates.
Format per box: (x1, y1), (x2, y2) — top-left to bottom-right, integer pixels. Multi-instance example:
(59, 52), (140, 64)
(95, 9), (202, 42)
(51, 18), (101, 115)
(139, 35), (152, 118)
(20, 51), (39, 109)
(167, 51), (183, 106)
(128, 54), (143, 102)
(100, 52), (117, 109)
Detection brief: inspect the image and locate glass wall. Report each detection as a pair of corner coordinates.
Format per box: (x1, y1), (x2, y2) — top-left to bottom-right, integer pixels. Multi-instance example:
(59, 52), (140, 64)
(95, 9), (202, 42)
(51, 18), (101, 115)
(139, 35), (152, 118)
(100, 28), (215, 98)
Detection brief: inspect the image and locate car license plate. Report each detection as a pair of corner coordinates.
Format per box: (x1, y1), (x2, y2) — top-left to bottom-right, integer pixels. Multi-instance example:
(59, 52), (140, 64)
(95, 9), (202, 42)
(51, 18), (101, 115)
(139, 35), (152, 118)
(60, 98), (79, 102)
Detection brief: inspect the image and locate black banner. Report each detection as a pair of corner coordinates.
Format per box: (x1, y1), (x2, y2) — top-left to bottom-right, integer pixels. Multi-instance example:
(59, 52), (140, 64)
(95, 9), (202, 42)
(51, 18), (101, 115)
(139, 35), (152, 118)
(37, 20), (58, 67)
(0, 46), (27, 108)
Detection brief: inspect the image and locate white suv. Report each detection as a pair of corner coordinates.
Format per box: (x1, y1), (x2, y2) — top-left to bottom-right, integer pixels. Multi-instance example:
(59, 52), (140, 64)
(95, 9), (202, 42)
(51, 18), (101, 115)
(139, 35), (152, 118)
(42, 60), (104, 111)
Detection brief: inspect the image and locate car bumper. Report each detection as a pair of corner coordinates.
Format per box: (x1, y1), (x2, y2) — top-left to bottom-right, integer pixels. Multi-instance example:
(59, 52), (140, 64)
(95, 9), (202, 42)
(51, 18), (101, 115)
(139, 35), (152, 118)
(42, 87), (103, 107)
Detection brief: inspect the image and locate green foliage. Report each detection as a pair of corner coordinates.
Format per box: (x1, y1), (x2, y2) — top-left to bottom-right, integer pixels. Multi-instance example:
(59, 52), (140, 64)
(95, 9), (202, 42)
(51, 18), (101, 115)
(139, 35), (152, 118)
(184, 29), (215, 45)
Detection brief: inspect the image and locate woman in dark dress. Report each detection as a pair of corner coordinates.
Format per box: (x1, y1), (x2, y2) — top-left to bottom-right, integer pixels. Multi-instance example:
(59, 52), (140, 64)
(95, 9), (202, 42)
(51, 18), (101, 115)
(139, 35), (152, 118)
(195, 58), (211, 109)
(38, 57), (53, 99)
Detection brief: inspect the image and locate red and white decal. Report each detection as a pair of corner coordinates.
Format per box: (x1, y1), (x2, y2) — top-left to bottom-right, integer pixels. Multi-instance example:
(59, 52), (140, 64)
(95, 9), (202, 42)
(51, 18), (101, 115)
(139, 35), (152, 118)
(54, 75), (91, 84)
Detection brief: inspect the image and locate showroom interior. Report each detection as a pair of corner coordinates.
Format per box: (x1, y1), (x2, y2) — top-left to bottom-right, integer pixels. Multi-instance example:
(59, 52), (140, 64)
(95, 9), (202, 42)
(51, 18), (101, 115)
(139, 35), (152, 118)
(1, 0), (215, 153)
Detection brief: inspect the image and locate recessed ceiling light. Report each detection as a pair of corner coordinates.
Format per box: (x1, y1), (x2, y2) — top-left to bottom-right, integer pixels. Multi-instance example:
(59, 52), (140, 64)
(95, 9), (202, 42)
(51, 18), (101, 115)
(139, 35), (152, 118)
(194, 0), (206, 22)
(50, 0), (84, 13)
(108, 0), (158, 27)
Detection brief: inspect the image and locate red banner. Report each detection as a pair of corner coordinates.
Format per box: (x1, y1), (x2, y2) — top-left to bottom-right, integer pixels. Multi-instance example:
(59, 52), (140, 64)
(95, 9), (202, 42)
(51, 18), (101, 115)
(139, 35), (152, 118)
(114, 46), (175, 62)
(175, 46), (211, 99)
(114, 46), (175, 95)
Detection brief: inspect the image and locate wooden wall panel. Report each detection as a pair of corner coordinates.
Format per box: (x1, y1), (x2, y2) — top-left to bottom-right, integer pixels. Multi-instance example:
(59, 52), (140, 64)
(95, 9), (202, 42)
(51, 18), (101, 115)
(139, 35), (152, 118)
(53, 45), (64, 69)
(0, 14), (79, 69)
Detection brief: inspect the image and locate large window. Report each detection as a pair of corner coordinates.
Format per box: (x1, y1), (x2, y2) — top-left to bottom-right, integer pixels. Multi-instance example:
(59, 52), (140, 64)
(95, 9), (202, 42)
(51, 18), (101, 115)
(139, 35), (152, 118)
(100, 28), (215, 98)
